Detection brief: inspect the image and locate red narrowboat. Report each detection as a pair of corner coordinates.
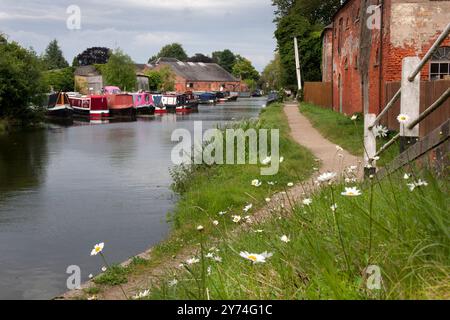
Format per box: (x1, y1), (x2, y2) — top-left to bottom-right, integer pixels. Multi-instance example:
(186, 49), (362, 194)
(104, 86), (135, 118)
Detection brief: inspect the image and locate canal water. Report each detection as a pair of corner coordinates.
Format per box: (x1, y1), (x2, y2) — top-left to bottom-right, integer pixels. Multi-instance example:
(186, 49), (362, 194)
(0, 98), (265, 300)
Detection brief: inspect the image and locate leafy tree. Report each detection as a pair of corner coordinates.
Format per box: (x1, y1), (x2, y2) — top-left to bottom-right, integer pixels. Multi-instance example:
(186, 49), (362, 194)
(187, 53), (214, 63)
(102, 49), (137, 91)
(42, 39), (69, 70)
(272, 0), (295, 21)
(144, 66), (175, 92)
(291, 0), (341, 25)
(260, 53), (282, 91)
(74, 47), (111, 66)
(212, 49), (236, 73)
(42, 67), (75, 92)
(232, 56), (260, 81)
(145, 70), (163, 91)
(0, 38), (46, 123)
(149, 43), (188, 63)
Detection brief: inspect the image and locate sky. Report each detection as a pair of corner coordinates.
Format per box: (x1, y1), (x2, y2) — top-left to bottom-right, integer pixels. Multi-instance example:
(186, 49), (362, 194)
(0, 0), (277, 71)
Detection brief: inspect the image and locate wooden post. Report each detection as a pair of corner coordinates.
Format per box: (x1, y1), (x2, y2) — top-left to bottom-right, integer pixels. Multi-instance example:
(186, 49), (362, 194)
(364, 113), (377, 177)
(294, 37), (302, 92)
(400, 57), (420, 152)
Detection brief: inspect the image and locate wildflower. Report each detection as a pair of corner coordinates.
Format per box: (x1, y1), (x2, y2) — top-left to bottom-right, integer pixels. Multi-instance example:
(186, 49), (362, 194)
(244, 215), (252, 223)
(287, 182), (294, 187)
(101, 266), (107, 272)
(254, 229), (264, 233)
(232, 215), (242, 223)
(279, 157), (284, 163)
(90, 243), (104, 256)
(404, 173), (411, 180)
(373, 125), (388, 138)
(243, 204), (253, 213)
(280, 235), (290, 243)
(407, 179), (428, 192)
(341, 187), (362, 197)
(239, 251), (273, 264)
(313, 167), (319, 171)
(87, 295), (97, 301)
(197, 225), (204, 232)
(186, 257), (200, 265)
(212, 220), (219, 226)
(265, 198), (271, 203)
(207, 266), (212, 276)
(397, 114), (410, 124)
(302, 198), (312, 206)
(205, 252), (214, 259)
(213, 256), (222, 263)
(347, 165), (358, 173)
(218, 211), (227, 216)
(336, 145), (344, 152)
(351, 115), (358, 121)
(133, 290), (150, 300)
(261, 156), (271, 165)
(267, 181), (275, 186)
(88, 274), (93, 279)
(251, 179), (262, 187)
(168, 279), (178, 287)
(330, 204), (338, 212)
(317, 172), (337, 183)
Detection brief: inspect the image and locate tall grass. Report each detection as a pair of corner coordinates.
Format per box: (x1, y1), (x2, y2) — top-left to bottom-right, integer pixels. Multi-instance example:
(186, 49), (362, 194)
(146, 168), (449, 300)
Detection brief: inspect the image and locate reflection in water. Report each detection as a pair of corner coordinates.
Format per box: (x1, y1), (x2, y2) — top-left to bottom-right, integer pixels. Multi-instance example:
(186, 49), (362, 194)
(0, 98), (265, 300)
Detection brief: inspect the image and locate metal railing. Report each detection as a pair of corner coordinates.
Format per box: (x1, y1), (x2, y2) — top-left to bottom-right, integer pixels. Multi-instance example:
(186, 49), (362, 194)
(365, 23), (450, 170)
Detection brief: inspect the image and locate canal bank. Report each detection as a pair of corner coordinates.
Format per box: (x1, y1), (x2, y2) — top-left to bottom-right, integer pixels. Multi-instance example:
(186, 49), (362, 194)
(61, 102), (317, 300)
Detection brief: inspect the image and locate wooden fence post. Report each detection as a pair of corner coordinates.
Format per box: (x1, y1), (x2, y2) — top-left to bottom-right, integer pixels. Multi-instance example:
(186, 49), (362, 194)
(400, 57), (421, 152)
(364, 113), (377, 177)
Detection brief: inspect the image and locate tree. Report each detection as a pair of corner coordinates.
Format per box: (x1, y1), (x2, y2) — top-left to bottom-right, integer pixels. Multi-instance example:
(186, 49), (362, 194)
(232, 56), (260, 81)
(0, 37), (46, 123)
(145, 66), (175, 92)
(42, 67), (75, 92)
(272, 0), (295, 21)
(149, 43), (188, 63)
(102, 49), (137, 91)
(42, 39), (69, 70)
(291, 0), (341, 25)
(260, 53), (282, 91)
(187, 53), (214, 63)
(74, 47), (111, 66)
(212, 50), (236, 73)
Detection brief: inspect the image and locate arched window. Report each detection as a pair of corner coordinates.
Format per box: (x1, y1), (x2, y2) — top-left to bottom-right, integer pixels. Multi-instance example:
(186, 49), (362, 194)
(430, 47), (450, 80)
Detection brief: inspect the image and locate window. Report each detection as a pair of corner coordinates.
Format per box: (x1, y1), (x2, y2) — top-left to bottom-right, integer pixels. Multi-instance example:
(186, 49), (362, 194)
(430, 47), (450, 80)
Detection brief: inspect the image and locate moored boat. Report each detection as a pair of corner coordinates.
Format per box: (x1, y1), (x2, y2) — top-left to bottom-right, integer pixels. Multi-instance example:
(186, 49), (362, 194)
(197, 92), (217, 105)
(151, 94), (167, 114)
(104, 86), (135, 118)
(132, 92), (155, 115)
(69, 93), (109, 120)
(47, 92), (73, 118)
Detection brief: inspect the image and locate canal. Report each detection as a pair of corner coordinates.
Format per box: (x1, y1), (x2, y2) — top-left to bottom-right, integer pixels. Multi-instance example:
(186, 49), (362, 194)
(0, 98), (265, 300)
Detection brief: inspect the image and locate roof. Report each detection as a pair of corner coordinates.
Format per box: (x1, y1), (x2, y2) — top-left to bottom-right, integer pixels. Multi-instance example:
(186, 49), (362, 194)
(154, 58), (239, 82)
(74, 65), (101, 77)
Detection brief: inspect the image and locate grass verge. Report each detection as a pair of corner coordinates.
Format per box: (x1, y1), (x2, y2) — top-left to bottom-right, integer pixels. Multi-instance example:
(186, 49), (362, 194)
(300, 103), (399, 166)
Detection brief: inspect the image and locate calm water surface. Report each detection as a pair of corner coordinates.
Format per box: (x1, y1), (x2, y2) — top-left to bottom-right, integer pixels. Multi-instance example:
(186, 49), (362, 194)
(0, 98), (265, 300)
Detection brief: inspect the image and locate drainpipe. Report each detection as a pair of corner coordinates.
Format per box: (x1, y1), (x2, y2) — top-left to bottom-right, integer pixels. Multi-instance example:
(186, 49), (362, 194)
(378, 0), (384, 115)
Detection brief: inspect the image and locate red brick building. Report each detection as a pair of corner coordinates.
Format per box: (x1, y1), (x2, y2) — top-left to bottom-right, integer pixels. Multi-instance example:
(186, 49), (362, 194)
(322, 0), (450, 116)
(147, 58), (245, 93)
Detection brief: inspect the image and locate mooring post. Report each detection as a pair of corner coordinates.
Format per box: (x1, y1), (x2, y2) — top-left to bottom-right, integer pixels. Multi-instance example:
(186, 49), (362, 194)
(400, 57), (421, 152)
(364, 113), (377, 177)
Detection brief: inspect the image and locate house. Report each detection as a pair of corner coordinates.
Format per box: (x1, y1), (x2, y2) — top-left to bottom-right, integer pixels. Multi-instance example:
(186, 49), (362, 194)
(146, 58), (244, 93)
(321, 0), (450, 116)
(74, 65), (150, 95)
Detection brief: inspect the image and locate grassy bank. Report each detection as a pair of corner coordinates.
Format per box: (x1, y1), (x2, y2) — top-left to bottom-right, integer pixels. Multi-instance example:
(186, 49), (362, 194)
(91, 103), (316, 290)
(146, 168), (449, 300)
(300, 103), (398, 166)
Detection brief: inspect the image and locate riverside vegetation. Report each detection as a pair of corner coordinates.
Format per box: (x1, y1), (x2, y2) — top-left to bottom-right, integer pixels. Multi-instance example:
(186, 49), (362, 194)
(85, 103), (449, 300)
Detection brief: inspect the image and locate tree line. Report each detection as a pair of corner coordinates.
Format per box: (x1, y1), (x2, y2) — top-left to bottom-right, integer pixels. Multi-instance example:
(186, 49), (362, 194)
(260, 0), (340, 93)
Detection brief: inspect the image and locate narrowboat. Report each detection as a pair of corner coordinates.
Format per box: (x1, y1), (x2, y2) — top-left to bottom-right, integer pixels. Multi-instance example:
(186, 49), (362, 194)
(132, 92), (155, 115)
(69, 93), (110, 120)
(151, 94), (167, 114)
(162, 93), (179, 112)
(104, 86), (135, 118)
(215, 91), (228, 103)
(47, 92), (73, 118)
(185, 91), (199, 111)
(197, 92), (217, 105)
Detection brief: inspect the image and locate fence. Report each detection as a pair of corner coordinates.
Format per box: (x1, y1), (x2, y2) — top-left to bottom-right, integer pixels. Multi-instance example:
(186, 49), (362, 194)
(382, 80), (450, 137)
(303, 82), (332, 109)
(365, 23), (450, 174)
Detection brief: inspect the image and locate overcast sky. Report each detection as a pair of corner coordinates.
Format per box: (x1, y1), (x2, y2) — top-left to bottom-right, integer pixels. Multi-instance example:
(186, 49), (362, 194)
(0, 0), (277, 71)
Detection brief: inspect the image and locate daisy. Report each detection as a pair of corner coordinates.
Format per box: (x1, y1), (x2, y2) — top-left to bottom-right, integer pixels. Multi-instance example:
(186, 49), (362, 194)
(317, 172), (337, 183)
(197, 225), (204, 231)
(243, 204), (253, 213)
(218, 211), (227, 216)
(347, 165), (358, 173)
(267, 181), (275, 186)
(90, 243), (105, 256)
(101, 266), (107, 272)
(336, 145), (344, 152)
(341, 187), (362, 197)
(330, 204), (338, 212)
(403, 173), (411, 180)
(279, 157), (284, 163)
(280, 235), (290, 243)
(168, 279), (178, 287)
(207, 266), (212, 276)
(302, 198), (312, 206)
(373, 125), (388, 138)
(351, 115), (358, 121)
(186, 257), (200, 265)
(213, 256), (222, 263)
(88, 274), (93, 279)
(213, 220), (219, 226)
(254, 229), (264, 233)
(133, 290), (150, 300)
(397, 114), (410, 124)
(251, 179), (262, 187)
(232, 215), (242, 223)
(287, 182), (294, 187)
(239, 251), (273, 264)
(265, 198), (271, 203)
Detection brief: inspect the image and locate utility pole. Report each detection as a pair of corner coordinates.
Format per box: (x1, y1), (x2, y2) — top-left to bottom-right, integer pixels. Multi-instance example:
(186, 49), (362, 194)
(294, 37), (302, 92)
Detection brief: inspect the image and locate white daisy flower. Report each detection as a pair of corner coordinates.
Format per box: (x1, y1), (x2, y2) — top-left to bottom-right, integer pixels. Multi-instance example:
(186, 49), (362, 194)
(88, 274), (93, 279)
(213, 220), (219, 226)
(265, 198), (271, 203)
(218, 211), (227, 216)
(336, 145), (344, 152)
(397, 114), (410, 124)
(90, 243), (104, 256)
(243, 204), (253, 213)
(373, 125), (388, 138)
(251, 179), (262, 187)
(330, 204), (338, 212)
(317, 172), (337, 183)
(341, 187), (362, 197)
(101, 266), (107, 272)
(186, 257), (200, 265)
(197, 225), (204, 231)
(302, 198), (312, 206)
(133, 290), (150, 300)
(403, 173), (411, 180)
(351, 115), (358, 121)
(232, 215), (242, 223)
(280, 235), (290, 243)
(168, 279), (178, 287)
(239, 251), (273, 264)
(279, 157), (284, 163)
(347, 165), (358, 173)
(287, 182), (294, 187)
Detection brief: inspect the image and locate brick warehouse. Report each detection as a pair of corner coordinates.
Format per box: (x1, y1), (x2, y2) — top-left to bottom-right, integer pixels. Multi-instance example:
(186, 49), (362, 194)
(146, 58), (245, 93)
(321, 0), (450, 116)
